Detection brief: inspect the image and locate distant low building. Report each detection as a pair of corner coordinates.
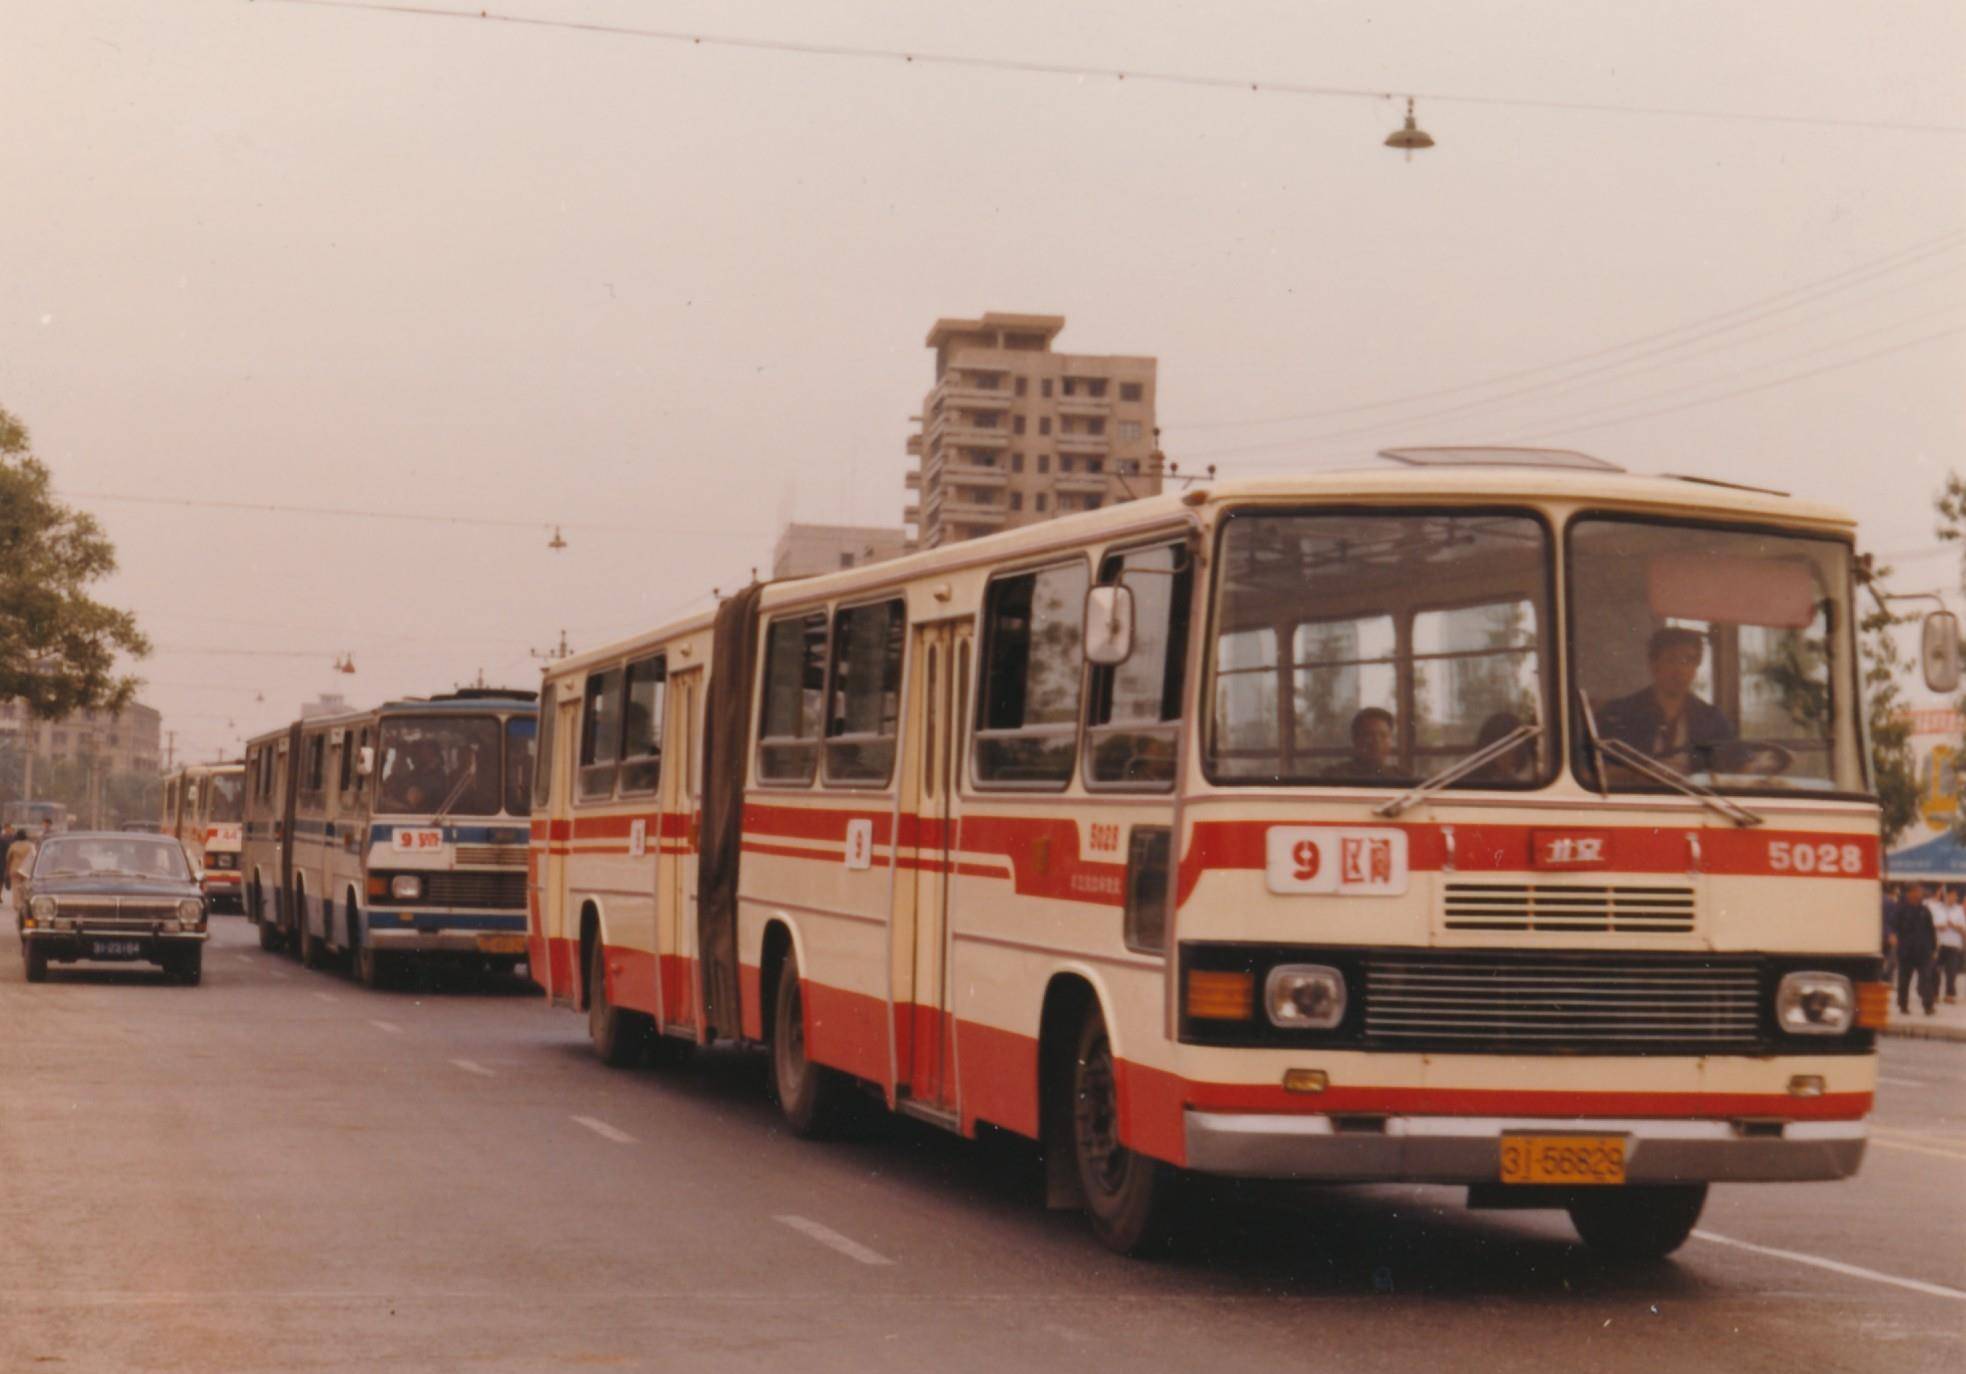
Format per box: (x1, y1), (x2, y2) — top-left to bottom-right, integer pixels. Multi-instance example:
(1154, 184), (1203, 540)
(300, 694), (352, 720)
(0, 699), (162, 774)
(773, 523), (913, 579)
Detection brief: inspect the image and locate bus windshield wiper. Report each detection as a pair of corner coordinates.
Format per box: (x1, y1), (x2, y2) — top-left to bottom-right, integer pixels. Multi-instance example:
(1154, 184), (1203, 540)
(431, 757), (479, 826)
(1375, 723), (1542, 818)
(1576, 692), (1762, 829)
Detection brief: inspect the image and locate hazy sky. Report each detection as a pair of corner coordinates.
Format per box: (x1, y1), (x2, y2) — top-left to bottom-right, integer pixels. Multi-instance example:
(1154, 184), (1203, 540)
(4, 0), (1963, 762)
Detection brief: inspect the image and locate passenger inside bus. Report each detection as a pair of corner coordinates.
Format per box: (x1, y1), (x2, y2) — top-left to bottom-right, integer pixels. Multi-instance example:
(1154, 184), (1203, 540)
(386, 740), (448, 811)
(1595, 626), (1736, 771)
(1322, 707), (1399, 780)
(1472, 710), (1539, 783)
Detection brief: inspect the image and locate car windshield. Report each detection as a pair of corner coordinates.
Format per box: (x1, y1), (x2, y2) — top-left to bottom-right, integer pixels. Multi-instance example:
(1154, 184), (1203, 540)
(35, 837), (190, 881)
(1568, 517), (1859, 793)
(376, 716), (503, 815)
(207, 773), (244, 821)
(505, 716), (537, 817)
(1207, 509), (1553, 785)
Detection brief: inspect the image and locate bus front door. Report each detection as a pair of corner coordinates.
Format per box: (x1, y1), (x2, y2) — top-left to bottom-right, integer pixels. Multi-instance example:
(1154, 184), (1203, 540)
(901, 621), (970, 1113)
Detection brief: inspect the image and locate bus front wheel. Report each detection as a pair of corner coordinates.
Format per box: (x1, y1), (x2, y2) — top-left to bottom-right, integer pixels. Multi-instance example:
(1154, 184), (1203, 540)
(1567, 1184), (1707, 1261)
(1071, 1005), (1175, 1256)
(771, 955), (849, 1137)
(587, 938), (647, 1068)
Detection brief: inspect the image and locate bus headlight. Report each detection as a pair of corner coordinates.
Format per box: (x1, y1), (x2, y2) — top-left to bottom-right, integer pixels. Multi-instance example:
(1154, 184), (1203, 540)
(390, 874), (423, 901)
(1265, 965), (1347, 1030)
(1776, 971), (1855, 1035)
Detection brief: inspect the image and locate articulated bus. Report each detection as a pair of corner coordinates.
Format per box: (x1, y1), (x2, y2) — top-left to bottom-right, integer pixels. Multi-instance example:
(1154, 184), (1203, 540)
(243, 689), (538, 986)
(162, 762), (246, 912)
(531, 451), (1889, 1257)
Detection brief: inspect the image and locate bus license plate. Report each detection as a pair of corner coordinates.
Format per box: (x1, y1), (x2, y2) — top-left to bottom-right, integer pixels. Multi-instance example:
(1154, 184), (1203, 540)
(89, 939), (144, 960)
(1499, 1135), (1627, 1185)
(477, 935), (526, 955)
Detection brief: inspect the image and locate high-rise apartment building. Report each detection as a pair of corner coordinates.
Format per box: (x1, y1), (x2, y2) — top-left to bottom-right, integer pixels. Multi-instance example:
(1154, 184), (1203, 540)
(904, 313), (1159, 548)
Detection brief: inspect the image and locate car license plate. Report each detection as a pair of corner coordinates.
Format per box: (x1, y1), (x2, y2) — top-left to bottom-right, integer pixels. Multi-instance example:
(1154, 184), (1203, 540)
(1499, 1135), (1627, 1185)
(477, 934), (526, 955)
(89, 939), (144, 960)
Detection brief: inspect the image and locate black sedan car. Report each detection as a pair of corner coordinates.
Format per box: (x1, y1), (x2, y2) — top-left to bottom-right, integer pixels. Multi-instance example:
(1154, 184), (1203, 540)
(16, 832), (209, 983)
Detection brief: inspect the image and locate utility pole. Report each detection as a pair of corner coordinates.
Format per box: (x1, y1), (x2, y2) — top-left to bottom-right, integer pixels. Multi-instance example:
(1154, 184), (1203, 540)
(165, 730), (176, 772)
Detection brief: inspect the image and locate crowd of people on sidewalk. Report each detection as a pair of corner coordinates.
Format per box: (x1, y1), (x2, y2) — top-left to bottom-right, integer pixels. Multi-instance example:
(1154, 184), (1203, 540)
(1882, 880), (1966, 1016)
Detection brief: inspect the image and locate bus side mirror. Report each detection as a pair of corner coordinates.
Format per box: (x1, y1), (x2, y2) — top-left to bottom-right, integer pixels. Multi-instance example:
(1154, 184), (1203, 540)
(1084, 585), (1135, 666)
(357, 747), (375, 778)
(1922, 611), (1961, 693)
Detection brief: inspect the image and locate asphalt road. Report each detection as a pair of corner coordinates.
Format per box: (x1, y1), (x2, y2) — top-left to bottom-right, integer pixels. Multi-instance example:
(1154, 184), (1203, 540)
(2, 914), (1961, 1373)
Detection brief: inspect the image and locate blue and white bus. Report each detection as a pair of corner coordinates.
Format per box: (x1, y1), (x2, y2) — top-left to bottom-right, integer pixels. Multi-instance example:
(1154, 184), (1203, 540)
(241, 689), (538, 986)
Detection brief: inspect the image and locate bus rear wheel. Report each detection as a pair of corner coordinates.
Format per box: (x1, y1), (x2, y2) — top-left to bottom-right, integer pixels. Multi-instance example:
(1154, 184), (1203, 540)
(771, 954), (849, 1137)
(587, 938), (647, 1068)
(1072, 1005), (1174, 1256)
(1567, 1184), (1707, 1261)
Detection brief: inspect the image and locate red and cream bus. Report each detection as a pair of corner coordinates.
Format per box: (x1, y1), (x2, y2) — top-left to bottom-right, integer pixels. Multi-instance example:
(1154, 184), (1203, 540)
(531, 450), (1890, 1257)
(162, 762), (246, 912)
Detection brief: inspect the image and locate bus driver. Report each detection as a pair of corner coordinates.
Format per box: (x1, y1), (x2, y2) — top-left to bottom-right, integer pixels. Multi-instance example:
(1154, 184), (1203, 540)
(1596, 626), (1736, 772)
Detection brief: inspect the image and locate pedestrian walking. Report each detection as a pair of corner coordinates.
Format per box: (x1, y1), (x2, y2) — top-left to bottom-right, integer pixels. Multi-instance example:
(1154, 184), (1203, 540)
(1889, 880), (1940, 1016)
(3, 826), (31, 895)
(1935, 883), (1966, 1005)
(1880, 882), (1900, 987)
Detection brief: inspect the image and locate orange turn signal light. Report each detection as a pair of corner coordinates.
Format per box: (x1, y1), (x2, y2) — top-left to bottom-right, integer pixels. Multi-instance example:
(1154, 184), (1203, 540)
(1856, 981), (1890, 1030)
(1186, 970), (1255, 1020)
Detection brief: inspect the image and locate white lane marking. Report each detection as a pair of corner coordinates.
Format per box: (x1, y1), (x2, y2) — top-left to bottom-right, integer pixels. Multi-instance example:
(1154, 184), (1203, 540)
(450, 1058), (495, 1077)
(1693, 1230), (1966, 1302)
(774, 1215), (894, 1267)
(572, 1115), (635, 1144)
(1877, 1075), (1926, 1087)
(1868, 1128), (1966, 1163)
(368, 1019), (403, 1034)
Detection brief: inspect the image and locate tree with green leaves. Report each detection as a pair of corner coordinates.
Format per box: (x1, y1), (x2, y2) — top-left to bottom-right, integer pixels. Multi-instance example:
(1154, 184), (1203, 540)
(1, 404), (149, 723)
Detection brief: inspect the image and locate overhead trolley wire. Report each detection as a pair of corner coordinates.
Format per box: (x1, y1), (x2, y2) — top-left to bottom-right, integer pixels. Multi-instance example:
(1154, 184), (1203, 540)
(1171, 226), (1966, 434)
(264, 0), (1966, 136)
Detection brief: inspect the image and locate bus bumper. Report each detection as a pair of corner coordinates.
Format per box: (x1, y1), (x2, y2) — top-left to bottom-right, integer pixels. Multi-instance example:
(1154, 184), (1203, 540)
(1183, 1111), (1867, 1183)
(363, 927), (529, 958)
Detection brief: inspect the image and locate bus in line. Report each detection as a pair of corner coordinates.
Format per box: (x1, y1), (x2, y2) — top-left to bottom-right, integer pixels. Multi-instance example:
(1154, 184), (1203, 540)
(243, 689), (538, 985)
(529, 451), (1891, 1257)
(162, 762), (247, 912)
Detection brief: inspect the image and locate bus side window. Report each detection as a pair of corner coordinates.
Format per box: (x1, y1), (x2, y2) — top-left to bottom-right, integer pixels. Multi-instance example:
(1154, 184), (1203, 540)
(533, 686), (556, 810)
(337, 731), (356, 804)
(578, 668), (625, 802)
(975, 560), (1088, 788)
(1087, 543), (1190, 789)
(824, 599), (905, 787)
(757, 612), (828, 786)
(619, 656), (666, 796)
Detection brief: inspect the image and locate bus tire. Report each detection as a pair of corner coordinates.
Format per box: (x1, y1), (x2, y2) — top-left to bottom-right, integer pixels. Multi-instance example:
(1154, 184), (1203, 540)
(771, 954), (852, 1137)
(24, 941), (48, 982)
(587, 937), (648, 1068)
(354, 943), (388, 990)
(1071, 1004), (1174, 1256)
(295, 890), (322, 969)
(1567, 1184), (1706, 1261)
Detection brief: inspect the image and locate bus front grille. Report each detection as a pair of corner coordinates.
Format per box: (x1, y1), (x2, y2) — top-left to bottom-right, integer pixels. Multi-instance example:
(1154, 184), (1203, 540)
(1442, 883), (1696, 934)
(422, 871), (527, 909)
(454, 845), (528, 867)
(1363, 953), (1760, 1049)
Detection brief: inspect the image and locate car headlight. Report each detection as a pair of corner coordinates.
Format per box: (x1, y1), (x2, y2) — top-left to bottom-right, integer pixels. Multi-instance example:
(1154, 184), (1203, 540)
(1265, 964), (1348, 1029)
(1776, 971), (1855, 1035)
(391, 874), (423, 901)
(178, 899), (204, 923)
(29, 895), (57, 920)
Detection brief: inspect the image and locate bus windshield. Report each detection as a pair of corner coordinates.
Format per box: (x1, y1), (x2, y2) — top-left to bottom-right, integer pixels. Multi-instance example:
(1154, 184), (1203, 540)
(506, 716), (536, 817)
(1207, 509), (1553, 785)
(1569, 517), (1858, 794)
(376, 717), (503, 816)
(207, 773), (244, 822)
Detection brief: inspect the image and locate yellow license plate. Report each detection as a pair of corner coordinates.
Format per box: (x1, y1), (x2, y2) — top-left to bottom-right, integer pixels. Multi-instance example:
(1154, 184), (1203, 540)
(477, 935), (527, 955)
(1499, 1135), (1627, 1185)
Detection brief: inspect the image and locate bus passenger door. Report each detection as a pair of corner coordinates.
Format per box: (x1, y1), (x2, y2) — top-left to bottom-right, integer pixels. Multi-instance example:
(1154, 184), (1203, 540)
(902, 621), (969, 1112)
(663, 668), (703, 1036)
(542, 693), (580, 1006)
